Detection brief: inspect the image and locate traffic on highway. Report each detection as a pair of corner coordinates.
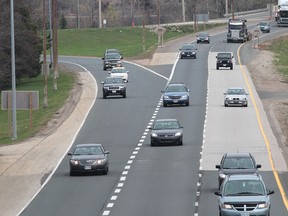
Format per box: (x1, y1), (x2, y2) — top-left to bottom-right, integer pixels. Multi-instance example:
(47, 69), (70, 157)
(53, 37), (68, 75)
(19, 14), (288, 216)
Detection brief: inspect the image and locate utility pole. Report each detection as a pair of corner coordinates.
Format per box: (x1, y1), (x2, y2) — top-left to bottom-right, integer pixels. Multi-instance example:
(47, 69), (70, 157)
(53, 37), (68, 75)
(77, 0), (80, 29)
(182, 0), (185, 22)
(157, 0), (160, 25)
(52, 0), (58, 90)
(43, 0), (48, 108)
(99, 0), (102, 28)
(10, 0), (17, 140)
(225, 0), (228, 15)
(48, 0), (53, 68)
(232, 0), (235, 20)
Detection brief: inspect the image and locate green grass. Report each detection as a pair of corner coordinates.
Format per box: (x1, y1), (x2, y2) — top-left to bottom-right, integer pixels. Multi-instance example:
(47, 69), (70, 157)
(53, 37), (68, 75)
(0, 71), (75, 144)
(270, 36), (288, 76)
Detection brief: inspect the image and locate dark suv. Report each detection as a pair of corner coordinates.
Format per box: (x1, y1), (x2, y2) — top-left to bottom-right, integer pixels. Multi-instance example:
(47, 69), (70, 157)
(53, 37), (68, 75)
(101, 77), (126, 99)
(216, 52), (233, 70)
(161, 83), (190, 107)
(179, 43), (197, 59)
(215, 174), (274, 216)
(102, 53), (122, 70)
(215, 153), (261, 189)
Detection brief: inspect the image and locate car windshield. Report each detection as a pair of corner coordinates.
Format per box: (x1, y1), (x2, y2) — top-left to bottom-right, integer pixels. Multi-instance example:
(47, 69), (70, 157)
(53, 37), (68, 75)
(73, 146), (103, 155)
(229, 24), (243, 30)
(182, 45), (196, 50)
(259, 22), (268, 26)
(153, 121), (180, 130)
(111, 68), (126, 73)
(224, 180), (265, 196)
(165, 85), (187, 92)
(106, 49), (119, 54)
(223, 157), (255, 169)
(105, 78), (123, 84)
(227, 88), (245, 95)
(105, 54), (121, 59)
(218, 53), (231, 59)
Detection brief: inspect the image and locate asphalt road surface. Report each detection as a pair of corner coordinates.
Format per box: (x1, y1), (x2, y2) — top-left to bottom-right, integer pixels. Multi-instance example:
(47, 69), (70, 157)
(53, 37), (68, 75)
(19, 18), (288, 216)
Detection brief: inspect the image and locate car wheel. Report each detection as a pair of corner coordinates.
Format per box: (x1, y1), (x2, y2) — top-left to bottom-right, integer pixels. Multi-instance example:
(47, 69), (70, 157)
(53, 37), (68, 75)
(123, 92), (126, 98)
(70, 170), (75, 176)
(224, 102), (228, 107)
(230, 65), (233, 70)
(194, 55), (196, 59)
(179, 140), (183, 145)
(217, 65), (219, 70)
(151, 141), (155, 146)
(103, 92), (107, 99)
(244, 104), (248, 107)
(163, 102), (167, 107)
(186, 101), (189, 106)
(180, 56), (183, 59)
(103, 167), (108, 175)
(103, 67), (107, 71)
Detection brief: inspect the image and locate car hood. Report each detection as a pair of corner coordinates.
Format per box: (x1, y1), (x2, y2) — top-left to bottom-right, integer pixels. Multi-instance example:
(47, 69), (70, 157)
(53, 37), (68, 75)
(71, 154), (105, 160)
(103, 83), (125, 87)
(151, 129), (182, 134)
(111, 73), (128, 77)
(220, 168), (258, 175)
(221, 195), (269, 203)
(163, 92), (188, 96)
(225, 94), (246, 99)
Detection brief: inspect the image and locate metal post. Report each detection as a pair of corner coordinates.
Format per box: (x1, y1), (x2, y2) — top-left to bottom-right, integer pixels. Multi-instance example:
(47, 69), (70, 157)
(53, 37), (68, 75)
(48, 0), (53, 67)
(10, 0), (17, 140)
(225, 0), (228, 15)
(77, 0), (80, 28)
(182, 0), (185, 22)
(99, 0), (102, 28)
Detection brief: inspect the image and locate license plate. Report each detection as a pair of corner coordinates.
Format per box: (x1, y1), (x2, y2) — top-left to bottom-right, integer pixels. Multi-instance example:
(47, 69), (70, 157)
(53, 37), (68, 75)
(241, 213), (249, 216)
(187, 55), (190, 56)
(173, 100), (178, 103)
(112, 90), (116, 93)
(84, 166), (91, 170)
(223, 64), (227, 66)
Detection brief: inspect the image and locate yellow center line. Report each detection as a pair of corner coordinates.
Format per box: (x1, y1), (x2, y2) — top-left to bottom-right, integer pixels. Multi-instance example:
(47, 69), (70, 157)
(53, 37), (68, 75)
(237, 44), (288, 210)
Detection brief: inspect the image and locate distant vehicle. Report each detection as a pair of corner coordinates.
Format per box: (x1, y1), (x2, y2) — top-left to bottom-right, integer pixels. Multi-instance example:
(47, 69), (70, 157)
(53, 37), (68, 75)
(227, 19), (251, 43)
(215, 174), (274, 216)
(102, 53), (122, 70)
(68, 143), (109, 176)
(275, 1), (288, 26)
(161, 83), (190, 107)
(216, 52), (233, 70)
(104, 48), (122, 57)
(109, 66), (129, 82)
(101, 76), (126, 99)
(179, 43), (197, 59)
(224, 87), (248, 107)
(196, 32), (210, 43)
(149, 119), (183, 146)
(258, 21), (271, 33)
(215, 153), (261, 189)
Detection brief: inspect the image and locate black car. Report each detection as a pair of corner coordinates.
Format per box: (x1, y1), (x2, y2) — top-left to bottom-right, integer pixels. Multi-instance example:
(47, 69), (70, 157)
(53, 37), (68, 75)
(216, 52), (233, 70)
(179, 43), (197, 59)
(215, 153), (261, 189)
(102, 53), (123, 70)
(162, 83), (190, 107)
(104, 49), (122, 58)
(150, 119), (183, 146)
(68, 143), (109, 176)
(101, 76), (126, 98)
(196, 32), (210, 43)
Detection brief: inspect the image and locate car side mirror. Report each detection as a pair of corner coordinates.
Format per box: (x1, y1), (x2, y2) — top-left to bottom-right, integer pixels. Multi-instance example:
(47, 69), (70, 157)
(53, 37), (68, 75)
(267, 190), (275, 195)
(214, 191), (222, 196)
(216, 56), (218, 58)
(232, 56), (234, 58)
(215, 165), (220, 169)
(223, 93), (227, 95)
(68, 152), (72, 156)
(161, 90), (164, 93)
(102, 57), (105, 60)
(127, 71), (129, 73)
(148, 126), (152, 129)
(104, 151), (110, 154)
(101, 81), (104, 84)
(256, 164), (261, 168)
(179, 49), (182, 51)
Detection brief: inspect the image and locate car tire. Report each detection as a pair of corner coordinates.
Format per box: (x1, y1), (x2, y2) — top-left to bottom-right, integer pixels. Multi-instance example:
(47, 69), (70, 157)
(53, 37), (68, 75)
(224, 102), (228, 107)
(163, 102), (167, 107)
(179, 140), (183, 145)
(230, 65), (233, 70)
(123, 92), (126, 98)
(186, 101), (189, 106)
(217, 65), (219, 70)
(103, 167), (108, 175)
(103, 93), (107, 99)
(70, 170), (75, 176)
(103, 67), (107, 71)
(151, 141), (155, 146)
(180, 56), (183, 59)
(244, 104), (248, 107)
(194, 55), (196, 59)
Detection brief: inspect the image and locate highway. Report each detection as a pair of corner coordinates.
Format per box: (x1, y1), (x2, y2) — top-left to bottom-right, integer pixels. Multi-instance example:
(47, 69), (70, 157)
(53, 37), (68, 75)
(19, 17), (288, 216)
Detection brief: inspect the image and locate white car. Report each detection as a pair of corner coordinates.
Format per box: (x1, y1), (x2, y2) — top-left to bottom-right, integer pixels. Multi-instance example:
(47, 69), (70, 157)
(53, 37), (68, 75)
(109, 67), (129, 82)
(224, 87), (248, 107)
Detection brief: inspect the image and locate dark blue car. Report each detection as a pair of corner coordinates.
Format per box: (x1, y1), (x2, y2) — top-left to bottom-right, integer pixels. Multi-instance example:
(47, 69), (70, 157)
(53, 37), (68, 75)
(161, 83), (190, 107)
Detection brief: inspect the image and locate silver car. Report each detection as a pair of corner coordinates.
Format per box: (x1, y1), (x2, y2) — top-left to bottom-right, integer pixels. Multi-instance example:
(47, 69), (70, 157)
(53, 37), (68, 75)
(258, 21), (270, 33)
(215, 174), (274, 216)
(224, 87), (248, 107)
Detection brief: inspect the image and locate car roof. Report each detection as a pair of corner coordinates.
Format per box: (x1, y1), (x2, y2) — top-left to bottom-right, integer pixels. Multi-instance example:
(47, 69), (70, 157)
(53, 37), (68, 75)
(227, 87), (244, 90)
(167, 83), (185, 86)
(155, 119), (178, 122)
(75, 143), (103, 148)
(224, 153), (252, 158)
(227, 173), (261, 181)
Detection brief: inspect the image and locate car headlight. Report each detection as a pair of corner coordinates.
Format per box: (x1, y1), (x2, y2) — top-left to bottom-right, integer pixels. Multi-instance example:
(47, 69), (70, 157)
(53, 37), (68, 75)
(163, 95), (170, 99)
(220, 204), (233, 209)
(175, 132), (182, 137)
(94, 159), (106, 165)
(192, 52), (195, 54)
(258, 203), (269, 209)
(70, 160), (79, 165)
(103, 87), (109, 90)
(151, 133), (158, 137)
(181, 52), (185, 54)
(181, 95), (188, 99)
(219, 174), (226, 179)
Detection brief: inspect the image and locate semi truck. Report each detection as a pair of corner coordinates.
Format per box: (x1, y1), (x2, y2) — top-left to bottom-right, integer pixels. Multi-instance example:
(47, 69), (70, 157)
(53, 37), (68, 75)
(227, 19), (251, 43)
(275, 0), (288, 26)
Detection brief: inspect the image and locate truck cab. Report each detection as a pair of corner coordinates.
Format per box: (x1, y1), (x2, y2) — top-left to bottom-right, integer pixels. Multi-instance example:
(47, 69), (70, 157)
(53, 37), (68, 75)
(227, 19), (250, 43)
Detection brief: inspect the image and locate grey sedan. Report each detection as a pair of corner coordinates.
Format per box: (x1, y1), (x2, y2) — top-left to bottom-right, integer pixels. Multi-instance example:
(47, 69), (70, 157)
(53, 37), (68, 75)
(68, 143), (109, 176)
(224, 87), (248, 107)
(150, 119), (183, 146)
